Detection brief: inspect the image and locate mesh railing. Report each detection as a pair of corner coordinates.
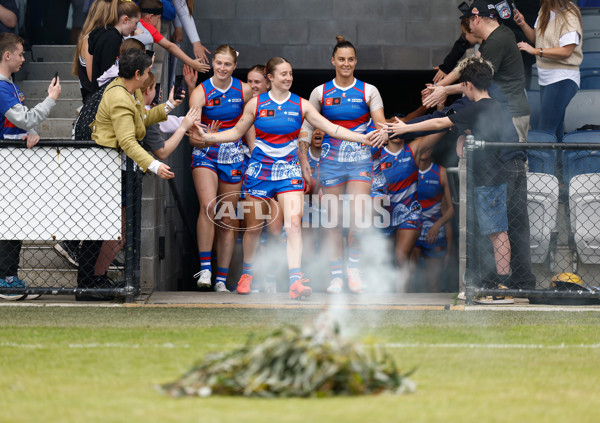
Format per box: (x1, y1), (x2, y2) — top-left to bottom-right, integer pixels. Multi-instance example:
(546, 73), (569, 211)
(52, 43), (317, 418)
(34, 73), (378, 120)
(464, 136), (600, 304)
(0, 140), (141, 301)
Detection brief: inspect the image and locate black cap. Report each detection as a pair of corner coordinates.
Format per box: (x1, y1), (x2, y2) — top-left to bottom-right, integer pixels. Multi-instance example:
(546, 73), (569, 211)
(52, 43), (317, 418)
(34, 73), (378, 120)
(460, 0), (499, 20)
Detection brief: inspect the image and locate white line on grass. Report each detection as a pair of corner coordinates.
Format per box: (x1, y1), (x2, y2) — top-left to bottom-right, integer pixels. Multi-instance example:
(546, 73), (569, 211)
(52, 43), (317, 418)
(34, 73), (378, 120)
(383, 342), (600, 349)
(0, 342), (190, 349)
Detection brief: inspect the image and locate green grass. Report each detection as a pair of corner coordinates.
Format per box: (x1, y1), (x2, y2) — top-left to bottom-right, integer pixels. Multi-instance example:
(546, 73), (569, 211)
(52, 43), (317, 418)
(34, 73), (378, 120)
(1, 307), (600, 423)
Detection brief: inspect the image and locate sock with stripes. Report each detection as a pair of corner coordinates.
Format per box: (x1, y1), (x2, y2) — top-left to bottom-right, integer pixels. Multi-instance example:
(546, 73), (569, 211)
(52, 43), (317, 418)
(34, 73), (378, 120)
(215, 267), (228, 285)
(330, 259), (343, 279)
(199, 251), (212, 273)
(289, 267), (302, 286)
(242, 262), (253, 277)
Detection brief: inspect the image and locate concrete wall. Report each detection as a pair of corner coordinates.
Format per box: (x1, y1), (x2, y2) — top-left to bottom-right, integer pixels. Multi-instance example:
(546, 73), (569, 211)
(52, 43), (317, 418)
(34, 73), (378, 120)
(190, 0), (463, 70)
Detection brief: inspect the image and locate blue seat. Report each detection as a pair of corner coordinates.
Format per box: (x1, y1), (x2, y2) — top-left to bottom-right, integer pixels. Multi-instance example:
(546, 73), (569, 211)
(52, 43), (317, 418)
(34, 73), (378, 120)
(562, 131), (600, 183)
(581, 51), (600, 68)
(582, 34), (600, 52)
(526, 89), (540, 130)
(527, 130), (557, 174)
(580, 69), (600, 89)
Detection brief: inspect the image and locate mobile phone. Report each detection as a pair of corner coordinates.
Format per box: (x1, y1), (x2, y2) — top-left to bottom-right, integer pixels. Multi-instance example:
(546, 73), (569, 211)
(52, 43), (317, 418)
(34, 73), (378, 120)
(458, 1), (469, 14)
(174, 75), (185, 100)
(53, 71), (58, 85)
(146, 49), (155, 60)
(152, 82), (161, 105)
(511, 1), (517, 10)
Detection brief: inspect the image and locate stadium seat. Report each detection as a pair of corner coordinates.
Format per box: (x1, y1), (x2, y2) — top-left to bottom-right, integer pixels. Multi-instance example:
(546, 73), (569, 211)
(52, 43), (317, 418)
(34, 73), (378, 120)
(564, 90), (600, 133)
(582, 33), (600, 52)
(580, 69), (600, 89)
(526, 130), (557, 174)
(569, 173), (600, 265)
(582, 7), (600, 32)
(527, 172), (559, 268)
(581, 51), (600, 68)
(562, 130), (600, 184)
(526, 89), (540, 130)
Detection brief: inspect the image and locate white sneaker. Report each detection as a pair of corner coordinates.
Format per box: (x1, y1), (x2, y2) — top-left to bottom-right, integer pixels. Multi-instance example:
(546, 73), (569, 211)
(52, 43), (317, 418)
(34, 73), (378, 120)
(327, 277), (343, 294)
(194, 269), (212, 288)
(214, 281), (229, 292)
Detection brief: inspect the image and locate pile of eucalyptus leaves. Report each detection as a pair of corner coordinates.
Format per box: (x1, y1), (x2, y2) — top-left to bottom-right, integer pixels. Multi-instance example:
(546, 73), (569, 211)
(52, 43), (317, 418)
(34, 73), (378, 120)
(160, 322), (416, 398)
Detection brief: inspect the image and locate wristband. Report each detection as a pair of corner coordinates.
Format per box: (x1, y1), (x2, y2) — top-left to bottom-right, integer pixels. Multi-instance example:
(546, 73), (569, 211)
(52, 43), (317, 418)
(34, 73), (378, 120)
(165, 100), (176, 114)
(539, 48), (543, 58)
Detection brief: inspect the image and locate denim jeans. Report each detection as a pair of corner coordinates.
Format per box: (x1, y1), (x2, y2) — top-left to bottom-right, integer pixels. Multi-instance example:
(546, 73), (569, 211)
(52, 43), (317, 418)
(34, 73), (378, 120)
(539, 79), (579, 142)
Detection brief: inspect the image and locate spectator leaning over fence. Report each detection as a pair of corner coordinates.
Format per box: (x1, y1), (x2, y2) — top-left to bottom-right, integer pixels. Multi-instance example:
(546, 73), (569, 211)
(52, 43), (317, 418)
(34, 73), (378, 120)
(75, 48), (185, 300)
(131, 0), (209, 74)
(0, 33), (61, 294)
(381, 56), (530, 304)
(170, 0), (211, 63)
(424, 0), (530, 143)
(514, 0), (583, 142)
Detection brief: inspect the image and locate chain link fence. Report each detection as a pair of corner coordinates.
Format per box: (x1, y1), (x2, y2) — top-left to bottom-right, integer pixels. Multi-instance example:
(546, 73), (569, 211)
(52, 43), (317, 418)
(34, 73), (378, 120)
(463, 135), (600, 304)
(0, 140), (141, 301)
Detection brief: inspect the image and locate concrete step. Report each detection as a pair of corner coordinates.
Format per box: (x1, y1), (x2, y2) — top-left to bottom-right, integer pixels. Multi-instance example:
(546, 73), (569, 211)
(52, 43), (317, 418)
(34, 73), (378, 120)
(35, 118), (75, 139)
(25, 98), (81, 119)
(24, 62), (78, 81)
(19, 269), (77, 288)
(20, 80), (81, 99)
(31, 45), (76, 63)
(21, 244), (74, 269)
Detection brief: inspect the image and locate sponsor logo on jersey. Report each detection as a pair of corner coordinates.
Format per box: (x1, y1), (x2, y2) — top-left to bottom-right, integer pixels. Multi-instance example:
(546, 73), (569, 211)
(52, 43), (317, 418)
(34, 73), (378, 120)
(381, 162), (392, 170)
(286, 111), (299, 116)
(360, 171), (372, 178)
(231, 98), (242, 103)
(324, 97), (341, 106)
(230, 169), (242, 176)
(259, 109), (275, 117)
(291, 179), (303, 185)
(207, 98), (221, 107)
(350, 98), (363, 103)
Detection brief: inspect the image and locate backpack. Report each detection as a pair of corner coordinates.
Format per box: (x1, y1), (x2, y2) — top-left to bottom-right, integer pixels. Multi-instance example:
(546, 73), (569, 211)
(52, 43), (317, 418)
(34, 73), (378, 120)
(73, 78), (116, 141)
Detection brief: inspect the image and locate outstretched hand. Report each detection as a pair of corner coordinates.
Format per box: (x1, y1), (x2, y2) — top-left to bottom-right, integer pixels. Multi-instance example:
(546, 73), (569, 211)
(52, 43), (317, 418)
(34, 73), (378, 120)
(377, 117), (408, 138)
(422, 85), (448, 109)
(181, 107), (201, 131)
(366, 129), (388, 148)
(157, 163), (175, 180)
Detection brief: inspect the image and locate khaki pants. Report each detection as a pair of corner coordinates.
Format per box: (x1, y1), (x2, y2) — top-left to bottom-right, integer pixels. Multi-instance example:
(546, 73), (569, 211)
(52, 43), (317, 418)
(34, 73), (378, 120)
(512, 115), (530, 143)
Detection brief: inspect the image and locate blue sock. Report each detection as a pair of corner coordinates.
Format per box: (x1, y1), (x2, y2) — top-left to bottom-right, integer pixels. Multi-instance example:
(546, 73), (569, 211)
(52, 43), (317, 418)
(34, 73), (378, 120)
(199, 251), (212, 273)
(215, 267), (228, 285)
(242, 262), (253, 277)
(348, 232), (360, 269)
(289, 267), (302, 286)
(330, 260), (343, 279)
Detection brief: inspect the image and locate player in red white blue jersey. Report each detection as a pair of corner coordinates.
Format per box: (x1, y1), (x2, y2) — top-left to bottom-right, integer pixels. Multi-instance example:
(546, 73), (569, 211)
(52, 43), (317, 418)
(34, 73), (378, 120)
(190, 57), (374, 300)
(299, 36), (386, 295)
(412, 150), (454, 292)
(189, 45), (253, 293)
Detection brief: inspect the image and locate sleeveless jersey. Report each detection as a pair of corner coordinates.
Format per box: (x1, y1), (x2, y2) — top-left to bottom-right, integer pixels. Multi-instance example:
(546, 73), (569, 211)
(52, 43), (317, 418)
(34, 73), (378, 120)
(417, 163), (446, 241)
(319, 79), (371, 163)
(194, 77), (245, 164)
(0, 80), (27, 140)
(246, 92), (303, 181)
(379, 143), (421, 226)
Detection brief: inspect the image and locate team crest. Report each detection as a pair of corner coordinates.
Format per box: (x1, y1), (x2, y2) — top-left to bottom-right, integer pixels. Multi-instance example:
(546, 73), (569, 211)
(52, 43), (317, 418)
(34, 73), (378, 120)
(495, 1), (511, 19)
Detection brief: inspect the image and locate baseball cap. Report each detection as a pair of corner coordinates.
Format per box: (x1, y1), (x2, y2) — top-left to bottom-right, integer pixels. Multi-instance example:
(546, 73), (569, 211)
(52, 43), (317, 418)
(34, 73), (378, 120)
(460, 0), (499, 19)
